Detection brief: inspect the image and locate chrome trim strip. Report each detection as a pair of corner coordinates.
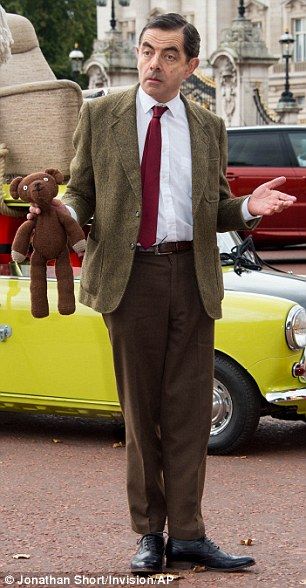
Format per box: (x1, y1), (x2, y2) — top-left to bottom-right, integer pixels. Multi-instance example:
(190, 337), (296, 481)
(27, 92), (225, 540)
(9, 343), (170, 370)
(0, 392), (120, 408)
(0, 275), (81, 282)
(266, 389), (306, 404)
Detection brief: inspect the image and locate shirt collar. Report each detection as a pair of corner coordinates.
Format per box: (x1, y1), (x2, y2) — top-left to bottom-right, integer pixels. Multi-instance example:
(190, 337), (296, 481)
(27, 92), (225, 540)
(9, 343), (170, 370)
(138, 85), (183, 118)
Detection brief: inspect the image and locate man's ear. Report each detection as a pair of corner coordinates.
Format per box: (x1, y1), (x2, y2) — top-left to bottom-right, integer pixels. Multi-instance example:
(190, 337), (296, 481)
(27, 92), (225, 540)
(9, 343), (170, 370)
(10, 176), (23, 199)
(184, 57), (200, 80)
(44, 168), (64, 185)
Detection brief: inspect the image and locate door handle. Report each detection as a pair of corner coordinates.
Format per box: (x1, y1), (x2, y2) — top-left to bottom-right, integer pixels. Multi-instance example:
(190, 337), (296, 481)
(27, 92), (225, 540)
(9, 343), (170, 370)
(0, 324), (12, 342)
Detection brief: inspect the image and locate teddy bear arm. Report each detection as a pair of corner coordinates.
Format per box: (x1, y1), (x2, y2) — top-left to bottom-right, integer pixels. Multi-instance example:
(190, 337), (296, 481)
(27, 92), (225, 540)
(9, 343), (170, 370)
(57, 209), (86, 247)
(11, 220), (35, 257)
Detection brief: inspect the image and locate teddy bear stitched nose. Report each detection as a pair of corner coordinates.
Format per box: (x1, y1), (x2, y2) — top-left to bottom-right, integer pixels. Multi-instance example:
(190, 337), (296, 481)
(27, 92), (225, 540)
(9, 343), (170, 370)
(34, 181), (42, 191)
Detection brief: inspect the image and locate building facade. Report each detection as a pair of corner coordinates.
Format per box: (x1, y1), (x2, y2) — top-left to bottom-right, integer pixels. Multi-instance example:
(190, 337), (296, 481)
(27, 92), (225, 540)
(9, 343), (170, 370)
(89, 0), (306, 122)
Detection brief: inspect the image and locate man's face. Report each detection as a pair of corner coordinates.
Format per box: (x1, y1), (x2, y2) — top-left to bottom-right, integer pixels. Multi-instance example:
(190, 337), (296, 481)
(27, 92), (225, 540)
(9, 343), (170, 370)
(136, 27), (199, 103)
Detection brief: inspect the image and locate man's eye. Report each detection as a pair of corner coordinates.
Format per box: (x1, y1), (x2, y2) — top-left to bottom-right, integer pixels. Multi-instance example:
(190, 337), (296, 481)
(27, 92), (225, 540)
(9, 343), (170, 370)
(166, 54), (175, 61)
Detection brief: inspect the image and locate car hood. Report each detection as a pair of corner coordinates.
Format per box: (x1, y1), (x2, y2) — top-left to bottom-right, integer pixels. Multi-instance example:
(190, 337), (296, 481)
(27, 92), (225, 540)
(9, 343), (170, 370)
(223, 267), (306, 309)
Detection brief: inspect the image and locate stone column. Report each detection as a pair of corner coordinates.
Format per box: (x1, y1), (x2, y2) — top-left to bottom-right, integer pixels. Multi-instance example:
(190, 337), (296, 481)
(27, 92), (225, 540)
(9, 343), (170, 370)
(210, 13), (277, 126)
(275, 103), (302, 124)
(135, 0), (150, 45)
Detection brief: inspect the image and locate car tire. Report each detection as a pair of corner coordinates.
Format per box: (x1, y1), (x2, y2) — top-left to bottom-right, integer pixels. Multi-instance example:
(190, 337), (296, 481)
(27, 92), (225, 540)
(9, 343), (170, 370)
(208, 354), (261, 455)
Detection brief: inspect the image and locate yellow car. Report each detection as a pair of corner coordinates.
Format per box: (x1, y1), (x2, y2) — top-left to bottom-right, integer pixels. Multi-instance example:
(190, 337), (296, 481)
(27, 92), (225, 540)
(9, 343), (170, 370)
(1, 234), (305, 455)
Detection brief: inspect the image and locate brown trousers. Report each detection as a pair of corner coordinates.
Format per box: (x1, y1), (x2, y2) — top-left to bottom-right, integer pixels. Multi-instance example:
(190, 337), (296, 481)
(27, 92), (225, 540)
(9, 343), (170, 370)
(103, 249), (214, 540)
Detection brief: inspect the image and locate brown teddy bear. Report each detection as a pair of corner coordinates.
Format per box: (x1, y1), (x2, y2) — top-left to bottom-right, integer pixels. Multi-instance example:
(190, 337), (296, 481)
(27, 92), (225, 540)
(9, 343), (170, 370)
(10, 168), (86, 318)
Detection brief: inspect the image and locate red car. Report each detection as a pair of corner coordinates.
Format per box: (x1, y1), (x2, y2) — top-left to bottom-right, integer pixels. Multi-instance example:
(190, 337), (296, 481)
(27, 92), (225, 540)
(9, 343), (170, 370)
(227, 125), (306, 247)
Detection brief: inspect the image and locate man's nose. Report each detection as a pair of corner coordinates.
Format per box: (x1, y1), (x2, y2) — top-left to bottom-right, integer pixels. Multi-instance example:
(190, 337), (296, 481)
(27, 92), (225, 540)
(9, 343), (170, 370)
(150, 54), (161, 70)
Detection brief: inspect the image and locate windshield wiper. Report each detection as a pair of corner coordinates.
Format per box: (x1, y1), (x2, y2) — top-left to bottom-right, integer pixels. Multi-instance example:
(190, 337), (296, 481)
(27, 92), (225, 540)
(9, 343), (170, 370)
(220, 236), (262, 275)
(221, 236), (306, 279)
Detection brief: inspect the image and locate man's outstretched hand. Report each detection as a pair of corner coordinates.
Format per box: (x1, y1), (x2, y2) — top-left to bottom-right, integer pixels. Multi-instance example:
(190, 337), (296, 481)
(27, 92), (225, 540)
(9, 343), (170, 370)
(247, 176), (296, 217)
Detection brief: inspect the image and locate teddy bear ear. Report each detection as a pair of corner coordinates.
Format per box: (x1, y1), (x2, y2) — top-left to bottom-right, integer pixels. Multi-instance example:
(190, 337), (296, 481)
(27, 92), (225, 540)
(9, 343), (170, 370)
(10, 176), (23, 199)
(44, 168), (64, 185)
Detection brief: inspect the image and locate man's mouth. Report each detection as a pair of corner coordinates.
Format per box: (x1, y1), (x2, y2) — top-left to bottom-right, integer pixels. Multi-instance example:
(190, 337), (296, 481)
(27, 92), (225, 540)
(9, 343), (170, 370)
(146, 77), (162, 83)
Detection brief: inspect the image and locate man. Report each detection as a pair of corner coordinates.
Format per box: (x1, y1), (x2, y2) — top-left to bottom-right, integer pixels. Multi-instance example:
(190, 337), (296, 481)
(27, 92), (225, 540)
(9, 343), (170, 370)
(30, 13), (295, 575)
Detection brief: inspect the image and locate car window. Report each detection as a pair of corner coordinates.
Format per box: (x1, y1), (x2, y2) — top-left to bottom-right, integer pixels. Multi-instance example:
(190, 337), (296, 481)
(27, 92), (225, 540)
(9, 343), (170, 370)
(228, 132), (289, 167)
(287, 132), (306, 167)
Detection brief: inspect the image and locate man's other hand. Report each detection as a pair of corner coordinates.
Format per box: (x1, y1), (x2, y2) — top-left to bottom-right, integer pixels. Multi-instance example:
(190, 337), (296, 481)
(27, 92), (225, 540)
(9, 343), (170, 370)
(247, 176), (297, 217)
(27, 198), (71, 220)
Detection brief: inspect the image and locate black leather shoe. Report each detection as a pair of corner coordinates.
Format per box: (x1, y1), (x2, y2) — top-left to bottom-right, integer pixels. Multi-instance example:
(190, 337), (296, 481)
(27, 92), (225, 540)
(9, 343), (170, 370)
(131, 533), (165, 575)
(166, 536), (255, 572)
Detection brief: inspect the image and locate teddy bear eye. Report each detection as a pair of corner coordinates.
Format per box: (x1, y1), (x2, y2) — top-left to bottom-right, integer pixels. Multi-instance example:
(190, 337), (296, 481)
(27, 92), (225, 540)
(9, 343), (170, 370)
(43, 177), (48, 182)
(23, 186), (28, 191)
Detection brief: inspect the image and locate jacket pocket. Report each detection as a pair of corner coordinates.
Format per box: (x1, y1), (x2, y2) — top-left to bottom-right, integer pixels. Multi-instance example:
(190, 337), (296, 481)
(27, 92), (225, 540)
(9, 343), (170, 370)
(203, 158), (221, 202)
(214, 245), (224, 300)
(80, 234), (104, 296)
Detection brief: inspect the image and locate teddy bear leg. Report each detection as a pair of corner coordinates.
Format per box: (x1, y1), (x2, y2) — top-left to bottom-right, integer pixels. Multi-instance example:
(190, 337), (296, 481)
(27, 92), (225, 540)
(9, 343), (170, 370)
(30, 251), (49, 318)
(55, 248), (75, 315)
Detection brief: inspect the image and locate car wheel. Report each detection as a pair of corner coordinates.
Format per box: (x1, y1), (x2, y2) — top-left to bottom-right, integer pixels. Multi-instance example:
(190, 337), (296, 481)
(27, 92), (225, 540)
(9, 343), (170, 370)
(208, 354), (261, 455)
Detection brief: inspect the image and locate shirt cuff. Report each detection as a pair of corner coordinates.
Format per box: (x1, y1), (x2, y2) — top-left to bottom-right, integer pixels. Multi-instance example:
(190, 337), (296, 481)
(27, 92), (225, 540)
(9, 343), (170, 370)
(241, 197), (260, 221)
(65, 205), (78, 221)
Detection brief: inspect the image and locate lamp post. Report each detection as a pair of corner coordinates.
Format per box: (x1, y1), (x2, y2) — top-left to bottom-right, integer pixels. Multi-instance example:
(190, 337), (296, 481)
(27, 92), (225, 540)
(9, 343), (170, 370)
(279, 30), (296, 104)
(96, 0), (131, 32)
(238, 0), (246, 18)
(69, 43), (84, 82)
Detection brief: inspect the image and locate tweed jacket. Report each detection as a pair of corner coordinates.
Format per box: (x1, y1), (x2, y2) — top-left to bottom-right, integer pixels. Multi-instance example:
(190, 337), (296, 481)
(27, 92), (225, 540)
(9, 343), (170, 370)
(62, 84), (259, 319)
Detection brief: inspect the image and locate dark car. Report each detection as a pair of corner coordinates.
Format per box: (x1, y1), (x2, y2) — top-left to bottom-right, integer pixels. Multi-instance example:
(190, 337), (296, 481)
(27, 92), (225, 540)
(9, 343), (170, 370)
(227, 125), (306, 247)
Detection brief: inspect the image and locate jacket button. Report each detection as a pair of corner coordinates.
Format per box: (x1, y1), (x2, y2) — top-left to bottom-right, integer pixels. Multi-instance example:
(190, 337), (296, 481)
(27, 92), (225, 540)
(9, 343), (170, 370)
(130, 243), (136, 250)
(135, 211), (140, 218)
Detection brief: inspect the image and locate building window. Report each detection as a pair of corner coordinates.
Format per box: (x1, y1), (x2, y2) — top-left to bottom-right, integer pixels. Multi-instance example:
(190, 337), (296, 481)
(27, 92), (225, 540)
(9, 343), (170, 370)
(296, 95), (305, 107)
(121, 19), (135, 45)
(127, 31), (136, 45)
(294, 18), (306, 62)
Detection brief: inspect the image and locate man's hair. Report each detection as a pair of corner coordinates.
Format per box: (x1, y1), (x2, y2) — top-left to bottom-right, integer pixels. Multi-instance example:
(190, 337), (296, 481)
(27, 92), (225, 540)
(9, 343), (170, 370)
(138, 13), (200, 60)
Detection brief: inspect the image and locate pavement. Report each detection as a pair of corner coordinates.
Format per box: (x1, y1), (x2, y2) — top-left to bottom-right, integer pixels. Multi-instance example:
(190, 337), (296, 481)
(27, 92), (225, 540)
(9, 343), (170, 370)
(1, 412), (305, 588)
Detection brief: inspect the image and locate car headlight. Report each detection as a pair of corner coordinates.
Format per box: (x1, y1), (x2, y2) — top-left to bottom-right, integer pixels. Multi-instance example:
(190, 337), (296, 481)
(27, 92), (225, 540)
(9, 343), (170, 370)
(285, 305), (306, 350)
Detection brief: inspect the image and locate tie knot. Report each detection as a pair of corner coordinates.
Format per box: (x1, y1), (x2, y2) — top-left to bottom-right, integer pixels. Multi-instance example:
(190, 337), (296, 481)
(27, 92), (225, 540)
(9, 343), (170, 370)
(152, 105), (168, 119)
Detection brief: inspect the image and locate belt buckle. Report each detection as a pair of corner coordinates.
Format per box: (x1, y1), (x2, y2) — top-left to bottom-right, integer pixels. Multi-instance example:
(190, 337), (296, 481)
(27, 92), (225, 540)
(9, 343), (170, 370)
(153, 244), (172, 256)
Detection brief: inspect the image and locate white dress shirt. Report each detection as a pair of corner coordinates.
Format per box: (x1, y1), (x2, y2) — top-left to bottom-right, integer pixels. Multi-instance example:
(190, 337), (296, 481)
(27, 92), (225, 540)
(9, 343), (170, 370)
(68, 86), (256, 233)
(137, 86), (193, 243)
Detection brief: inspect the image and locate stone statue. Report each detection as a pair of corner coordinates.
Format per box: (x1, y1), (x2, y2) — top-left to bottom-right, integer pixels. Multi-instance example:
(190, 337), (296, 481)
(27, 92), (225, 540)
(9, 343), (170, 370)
(219, 58), (237, 126)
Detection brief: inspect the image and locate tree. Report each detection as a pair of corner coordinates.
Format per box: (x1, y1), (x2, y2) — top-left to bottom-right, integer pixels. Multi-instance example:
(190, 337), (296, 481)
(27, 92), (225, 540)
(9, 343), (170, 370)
(2, 0), (96, 87)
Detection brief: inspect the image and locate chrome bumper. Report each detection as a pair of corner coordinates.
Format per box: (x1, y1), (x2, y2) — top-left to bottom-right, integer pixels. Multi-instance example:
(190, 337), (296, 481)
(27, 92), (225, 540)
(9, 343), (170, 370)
(266, 389), (306, 404)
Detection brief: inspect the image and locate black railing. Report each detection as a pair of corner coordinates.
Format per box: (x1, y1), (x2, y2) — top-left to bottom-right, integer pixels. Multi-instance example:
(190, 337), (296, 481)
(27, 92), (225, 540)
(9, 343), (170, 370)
(253, 88), (280, 125)
(181, 70), (216, 111)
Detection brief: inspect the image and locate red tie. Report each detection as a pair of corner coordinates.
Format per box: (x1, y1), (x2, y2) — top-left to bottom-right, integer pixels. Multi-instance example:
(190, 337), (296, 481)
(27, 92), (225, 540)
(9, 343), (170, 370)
(138, 105), (168, 249)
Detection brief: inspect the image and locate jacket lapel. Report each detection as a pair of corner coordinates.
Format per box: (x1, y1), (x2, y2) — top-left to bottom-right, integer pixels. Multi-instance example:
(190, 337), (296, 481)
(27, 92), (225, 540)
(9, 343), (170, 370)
(181, 94), (210, 215)
(110, 84), (141, 204)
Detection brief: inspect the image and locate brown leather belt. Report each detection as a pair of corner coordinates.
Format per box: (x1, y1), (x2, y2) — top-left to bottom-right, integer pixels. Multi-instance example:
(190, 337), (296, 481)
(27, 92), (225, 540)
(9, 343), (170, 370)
(136, 241), (193, 255)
